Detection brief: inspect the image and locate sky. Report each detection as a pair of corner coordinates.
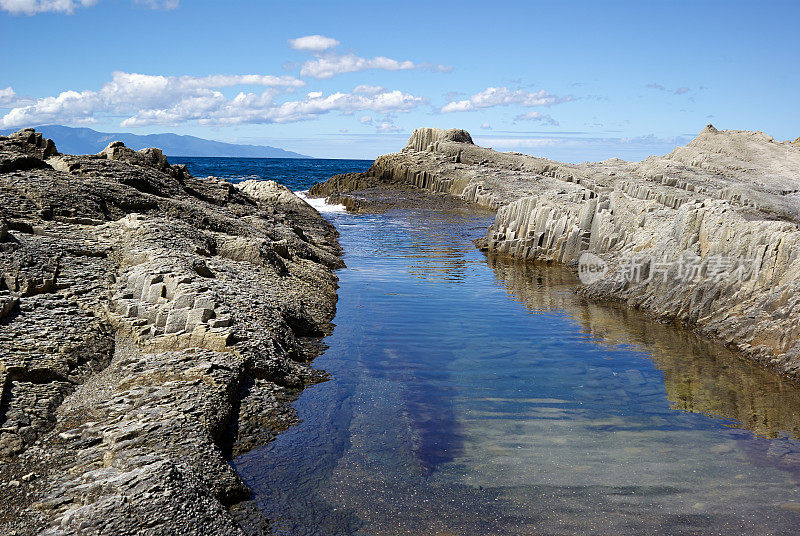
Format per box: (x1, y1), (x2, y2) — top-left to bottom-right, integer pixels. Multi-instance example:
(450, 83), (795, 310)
(1, 0), (798, 160)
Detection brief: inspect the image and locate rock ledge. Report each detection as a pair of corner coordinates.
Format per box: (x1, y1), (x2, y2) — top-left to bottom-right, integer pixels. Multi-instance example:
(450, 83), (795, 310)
(312, 125), (800, 378)
(1, 130), (341, 535)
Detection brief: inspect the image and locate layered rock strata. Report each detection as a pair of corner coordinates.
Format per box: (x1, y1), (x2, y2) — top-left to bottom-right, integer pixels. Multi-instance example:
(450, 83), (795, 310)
(0, 129), (342, 535)
(311, 126), (800, 378)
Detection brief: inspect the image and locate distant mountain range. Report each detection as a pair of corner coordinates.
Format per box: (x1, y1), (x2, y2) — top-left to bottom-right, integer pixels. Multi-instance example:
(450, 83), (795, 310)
(0, 125), (312, 159)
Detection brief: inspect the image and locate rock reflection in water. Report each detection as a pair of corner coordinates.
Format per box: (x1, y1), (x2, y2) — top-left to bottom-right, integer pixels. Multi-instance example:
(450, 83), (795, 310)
(486, 254), (800, 440)
(235, 206), (800, 536)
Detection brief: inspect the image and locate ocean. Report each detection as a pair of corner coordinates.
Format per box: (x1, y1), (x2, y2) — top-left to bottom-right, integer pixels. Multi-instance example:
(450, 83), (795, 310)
(171, 156), (374, 192)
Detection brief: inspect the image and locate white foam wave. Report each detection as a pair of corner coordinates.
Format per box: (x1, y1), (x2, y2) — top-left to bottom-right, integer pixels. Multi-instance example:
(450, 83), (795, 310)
(295, 190), (348, 213)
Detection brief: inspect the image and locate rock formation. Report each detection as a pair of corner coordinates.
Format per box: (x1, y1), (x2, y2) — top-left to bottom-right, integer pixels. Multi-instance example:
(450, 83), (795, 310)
(0, 129), (342, 535)
(311, 126), (800, 378)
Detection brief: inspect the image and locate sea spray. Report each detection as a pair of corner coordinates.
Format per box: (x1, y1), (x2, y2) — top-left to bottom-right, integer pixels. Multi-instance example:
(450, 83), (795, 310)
(296, 190), (348, 213)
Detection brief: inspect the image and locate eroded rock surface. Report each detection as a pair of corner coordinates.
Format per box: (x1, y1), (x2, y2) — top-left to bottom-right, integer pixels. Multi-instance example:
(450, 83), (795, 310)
(0, 131), (342, 535)
(311, 126), (800, 378)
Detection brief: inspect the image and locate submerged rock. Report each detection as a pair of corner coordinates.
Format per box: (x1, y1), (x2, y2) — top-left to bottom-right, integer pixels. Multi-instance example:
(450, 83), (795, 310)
(312, 125), (800, 378)
(0, 130), (342, 535)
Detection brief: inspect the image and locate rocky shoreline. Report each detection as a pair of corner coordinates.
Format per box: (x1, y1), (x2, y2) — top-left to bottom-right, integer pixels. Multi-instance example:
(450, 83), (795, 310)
(0, 129), (342, 535)
(310, 126), (800, 379)
(3, 123), (799, 533)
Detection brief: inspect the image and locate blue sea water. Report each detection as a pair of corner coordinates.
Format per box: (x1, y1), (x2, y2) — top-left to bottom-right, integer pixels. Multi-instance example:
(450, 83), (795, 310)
(183, 159), (800, 535)
(171, 156), (373, 191)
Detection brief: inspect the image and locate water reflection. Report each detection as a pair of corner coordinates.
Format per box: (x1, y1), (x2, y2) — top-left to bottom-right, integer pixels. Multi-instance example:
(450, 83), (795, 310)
(235, 206), (800, 536)
(486, 256), (800, 440)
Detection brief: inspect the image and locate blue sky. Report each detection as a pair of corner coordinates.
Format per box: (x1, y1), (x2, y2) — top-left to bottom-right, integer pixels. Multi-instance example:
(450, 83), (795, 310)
(1, 0), (798, 160)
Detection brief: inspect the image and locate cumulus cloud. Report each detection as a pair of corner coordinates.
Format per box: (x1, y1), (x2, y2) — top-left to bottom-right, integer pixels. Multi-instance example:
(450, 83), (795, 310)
(0, 87), (17, 106)
(376, 122), (403, 133)
(359, 115), (373, 125)
(288, 35), (340, 52)
(441, 87), (573, 113)
(0, 71), (426, 128)
(0, 72), (307, 127)
(0, 0), (97, 15)
(514, 111), (559, 126)
(480, 122), (492, 130)
(0, 87), (34, 107)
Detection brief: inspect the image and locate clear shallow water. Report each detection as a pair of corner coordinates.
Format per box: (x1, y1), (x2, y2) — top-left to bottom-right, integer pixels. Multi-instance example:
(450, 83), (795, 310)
(171, 156), (372, 190)
(232, 204), (800, 536)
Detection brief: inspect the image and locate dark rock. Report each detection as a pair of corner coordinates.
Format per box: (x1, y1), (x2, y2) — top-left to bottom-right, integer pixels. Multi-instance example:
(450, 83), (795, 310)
(0, 129), (342, 535)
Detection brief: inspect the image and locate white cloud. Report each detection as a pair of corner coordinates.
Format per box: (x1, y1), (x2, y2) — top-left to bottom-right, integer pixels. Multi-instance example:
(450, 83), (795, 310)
(0, 71), (427, 128)
(0, 86), (35, 107)
(514, 111), (559, 126)
(359, 115), (373, 125)
(441, 86), (573, 113)
(0, 87), (17, 106)
(0, 0), (97, 14)
(376, 122), (402, 133)
(480, 122), (492, 130)
(298, 54), (451, 80)
(300, 54), (411, 79)
(120, 88), (425, 127)
(181, 74), (305, 89)
(288, 37), (451, 80)
(288, 35), (340, 53)
(184, 90), (424, 127)
(0, 71), (308, 128)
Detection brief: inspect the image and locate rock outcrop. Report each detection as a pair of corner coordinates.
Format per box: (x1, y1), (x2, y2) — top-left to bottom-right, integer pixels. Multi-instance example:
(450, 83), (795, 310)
(0, 130), (342, 535)
(404, 127), (474, 152)
(311, 126), (800, 378)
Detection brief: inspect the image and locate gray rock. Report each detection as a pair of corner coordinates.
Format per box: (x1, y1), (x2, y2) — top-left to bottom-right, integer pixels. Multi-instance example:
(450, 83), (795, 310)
(0, 129), (342, 535)
(312, 125), (800, 378)
(403, 127), (474, 152)
(164, 307), (190, 334)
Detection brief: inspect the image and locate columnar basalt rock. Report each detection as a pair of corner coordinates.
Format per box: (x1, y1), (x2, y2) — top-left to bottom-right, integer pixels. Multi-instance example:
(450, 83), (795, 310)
(403, 127), (474, 153)
(0, 130), (342, 535)
(311, 126), (800, 378)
